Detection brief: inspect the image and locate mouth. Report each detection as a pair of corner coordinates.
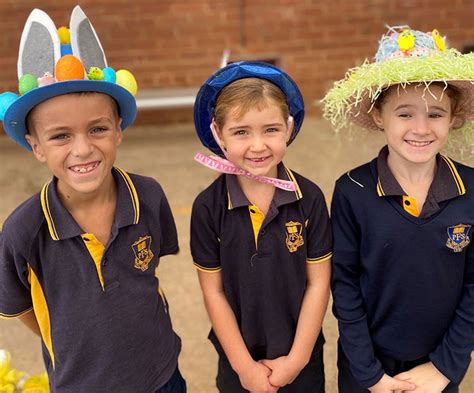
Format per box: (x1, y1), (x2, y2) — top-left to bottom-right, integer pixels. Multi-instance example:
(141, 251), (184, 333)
(246, 156), (270, 163)
(69, 161), (100, 174)
(405, 140), (433, 147)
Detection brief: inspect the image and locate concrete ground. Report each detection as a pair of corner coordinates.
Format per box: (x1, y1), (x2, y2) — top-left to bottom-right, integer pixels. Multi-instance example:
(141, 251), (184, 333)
(0, 117), (472, 392)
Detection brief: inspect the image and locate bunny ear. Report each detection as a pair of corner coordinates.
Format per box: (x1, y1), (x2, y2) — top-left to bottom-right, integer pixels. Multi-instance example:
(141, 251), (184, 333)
(17, 9), (61, 79)
(70, 5), (107, 72)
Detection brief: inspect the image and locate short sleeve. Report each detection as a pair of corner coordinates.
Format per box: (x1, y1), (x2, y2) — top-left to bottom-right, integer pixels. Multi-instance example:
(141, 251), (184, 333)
(306, 188), (332, 263)
(0, 230), (33, 317)
(190, 197), (221, 272)
(158, 190), (179, 257)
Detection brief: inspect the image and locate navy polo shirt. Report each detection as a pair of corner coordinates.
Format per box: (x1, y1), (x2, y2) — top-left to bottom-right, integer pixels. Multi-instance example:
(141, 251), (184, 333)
(331, 148), (474, 388)
(0, 168), (181, 393)
(190, 163), (332, 360)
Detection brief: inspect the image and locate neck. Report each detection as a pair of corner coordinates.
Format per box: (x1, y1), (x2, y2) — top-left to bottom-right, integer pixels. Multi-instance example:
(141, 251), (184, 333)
(57, 172), (117, 212)
(387, 151), (437, 186)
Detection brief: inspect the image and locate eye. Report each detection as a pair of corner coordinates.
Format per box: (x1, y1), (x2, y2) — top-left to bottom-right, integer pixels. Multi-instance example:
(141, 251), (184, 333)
(429, 112), (444, 119)
(266, 127), (280, 133)
(233, 129), (248, 136)
(398, 112), (412, 119)
(49, 133), (68, 141)
(91, 126), (107, 134)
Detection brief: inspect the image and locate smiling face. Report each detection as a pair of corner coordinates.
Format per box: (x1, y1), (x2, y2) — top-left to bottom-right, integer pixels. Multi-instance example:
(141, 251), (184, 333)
(217, 98), (292, 178)
(371, 84), (454, 168)
(25, 92), (122, 200)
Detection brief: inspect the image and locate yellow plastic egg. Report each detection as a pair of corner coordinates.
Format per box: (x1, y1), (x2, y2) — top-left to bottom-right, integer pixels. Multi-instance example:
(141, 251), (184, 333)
(57, 27), (71, 45)
(55, 55), (85, 81)
(115, 69), (138, 96)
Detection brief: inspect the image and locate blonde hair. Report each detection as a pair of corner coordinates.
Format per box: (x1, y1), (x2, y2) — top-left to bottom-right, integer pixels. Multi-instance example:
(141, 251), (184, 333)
(214, 78), (289, 128)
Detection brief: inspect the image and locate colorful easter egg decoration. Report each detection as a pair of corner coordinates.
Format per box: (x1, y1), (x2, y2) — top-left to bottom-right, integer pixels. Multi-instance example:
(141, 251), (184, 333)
(55, 55), (85, 81)
(18, 74), (38, 95)
(0, 92), (19, 121)
(57, 27), (71, 44)
(87, 67), (104, 80)
(102, 67), (116, 83)
(116, 69), (137, 96)
(37, 72), (57, 87)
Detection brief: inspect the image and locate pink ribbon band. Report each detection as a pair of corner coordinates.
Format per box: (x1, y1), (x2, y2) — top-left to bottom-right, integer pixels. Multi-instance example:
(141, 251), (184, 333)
(194, 152), (296, 192)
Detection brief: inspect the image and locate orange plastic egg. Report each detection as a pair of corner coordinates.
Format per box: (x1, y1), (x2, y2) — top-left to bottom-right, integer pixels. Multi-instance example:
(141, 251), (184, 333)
(55, 55), (85, 81)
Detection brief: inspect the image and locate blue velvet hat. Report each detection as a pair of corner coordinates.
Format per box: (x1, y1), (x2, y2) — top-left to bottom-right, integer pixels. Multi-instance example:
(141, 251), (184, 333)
(194, 61), (305, 156)
(0, 6), (137, 150)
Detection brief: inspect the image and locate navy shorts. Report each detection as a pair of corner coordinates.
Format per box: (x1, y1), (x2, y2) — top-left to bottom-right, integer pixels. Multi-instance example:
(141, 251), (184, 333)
(337, 341), (460, 393)
(155, 367), (186, 393)
(216, 351), (325, 393)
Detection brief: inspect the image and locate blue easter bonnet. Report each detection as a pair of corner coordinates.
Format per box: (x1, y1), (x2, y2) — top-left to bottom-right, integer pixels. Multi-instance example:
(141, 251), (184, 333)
(194, 61), (305, 157)
(0, 5), (137, 150)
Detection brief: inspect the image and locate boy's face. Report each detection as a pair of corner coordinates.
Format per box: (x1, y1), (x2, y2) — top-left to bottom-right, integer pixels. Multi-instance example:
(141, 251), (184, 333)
(217, 99), (292, 178)
(25, 93), (122, 199)
(371, 84), (453, 167)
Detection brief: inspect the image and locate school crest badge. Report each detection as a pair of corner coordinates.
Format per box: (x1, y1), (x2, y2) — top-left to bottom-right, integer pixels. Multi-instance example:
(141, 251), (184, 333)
(132, 235), (154, 271)
(285, 221), (304, 252)
(446, 224), (471, 253)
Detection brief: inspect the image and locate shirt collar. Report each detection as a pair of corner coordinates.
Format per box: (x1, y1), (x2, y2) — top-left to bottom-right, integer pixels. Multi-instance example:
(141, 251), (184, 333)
(376, 145), (466, 202)
(226, 162), (303, 210)
(40, 167), (140, 241)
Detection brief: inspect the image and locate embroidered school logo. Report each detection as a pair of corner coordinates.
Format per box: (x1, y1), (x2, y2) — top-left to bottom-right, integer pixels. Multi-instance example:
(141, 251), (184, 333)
(446, 224), (471, 253)
(132, 236), (154, 271)
(285, 221), (304, 253)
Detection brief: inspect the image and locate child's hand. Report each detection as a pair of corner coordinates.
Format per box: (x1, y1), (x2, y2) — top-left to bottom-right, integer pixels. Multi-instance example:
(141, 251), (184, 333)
(260, 356), (302, 387)
(238, 360), (278, 393)
(369, 374), (416, 392)
(393, 362), (449, 393)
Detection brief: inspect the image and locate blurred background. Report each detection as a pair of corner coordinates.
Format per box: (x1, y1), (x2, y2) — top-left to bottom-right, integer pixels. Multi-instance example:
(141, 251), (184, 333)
(0, 1), (472, 392)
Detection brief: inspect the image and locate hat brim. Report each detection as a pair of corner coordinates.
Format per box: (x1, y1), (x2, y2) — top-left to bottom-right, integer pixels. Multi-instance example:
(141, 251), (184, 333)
(322, 50), (474, 132)
(3, 80), (137, 150)
(194, 61), (304, 156)
(350, 79), (474, 131)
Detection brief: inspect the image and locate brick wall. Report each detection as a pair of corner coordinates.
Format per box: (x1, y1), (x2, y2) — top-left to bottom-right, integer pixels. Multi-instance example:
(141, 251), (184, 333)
(1, 0), (473, 125)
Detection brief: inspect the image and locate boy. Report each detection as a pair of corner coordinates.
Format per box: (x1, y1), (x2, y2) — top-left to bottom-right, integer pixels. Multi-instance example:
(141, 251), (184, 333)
(0, 7), (184, 392)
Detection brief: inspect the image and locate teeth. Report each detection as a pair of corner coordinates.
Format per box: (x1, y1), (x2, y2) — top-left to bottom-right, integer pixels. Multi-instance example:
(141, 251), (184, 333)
(71, 162), (98, 173)
(406, 140), (431, 147)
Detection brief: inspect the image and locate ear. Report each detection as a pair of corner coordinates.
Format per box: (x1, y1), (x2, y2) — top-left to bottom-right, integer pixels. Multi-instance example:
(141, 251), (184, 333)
(210, 118), (226, 150)
(286, 116), (295, 142)
(25, 134), (47, 163)
(371, 108), (384, 130)
(18, 9), (61, 79)
(115, 118), (123, 146)
(70, 6), (107, 74)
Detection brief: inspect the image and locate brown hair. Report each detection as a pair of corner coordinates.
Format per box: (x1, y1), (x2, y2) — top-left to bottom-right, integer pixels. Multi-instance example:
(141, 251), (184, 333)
(214, 78), (289, 129)
(373, 82), (466, 128)
(26, 91), (119, 135)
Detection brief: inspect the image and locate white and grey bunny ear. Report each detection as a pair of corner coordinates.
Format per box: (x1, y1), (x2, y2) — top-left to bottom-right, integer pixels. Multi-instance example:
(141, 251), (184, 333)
(17, 9), (61, 79)
(70, 5), (107, 72)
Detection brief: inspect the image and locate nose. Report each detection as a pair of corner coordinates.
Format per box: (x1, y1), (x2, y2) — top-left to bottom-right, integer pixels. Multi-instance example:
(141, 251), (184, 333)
(414, 116), (430, 135)
(249, 135), (266, 152)
(71, 134), (93, 157)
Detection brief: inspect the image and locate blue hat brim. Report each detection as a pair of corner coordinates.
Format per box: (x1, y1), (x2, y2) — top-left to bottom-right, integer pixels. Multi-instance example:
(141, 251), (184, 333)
(194, 61), (304, 156)
(3, 80), (137, 150)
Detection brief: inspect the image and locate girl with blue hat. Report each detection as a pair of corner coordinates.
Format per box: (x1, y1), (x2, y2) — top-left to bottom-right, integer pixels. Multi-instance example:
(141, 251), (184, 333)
(324, 27), (474, 392)
(191, 62), (332, 392)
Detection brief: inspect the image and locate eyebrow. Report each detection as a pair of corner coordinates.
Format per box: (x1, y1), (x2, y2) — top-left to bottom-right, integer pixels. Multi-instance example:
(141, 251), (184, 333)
(228, 122), (284, 131)
(394, 104), (449, 112)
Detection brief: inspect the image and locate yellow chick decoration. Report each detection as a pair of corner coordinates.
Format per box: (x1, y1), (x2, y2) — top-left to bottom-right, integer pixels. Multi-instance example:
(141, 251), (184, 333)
(432, 29), (446, 51)
(87, 67), (104, 81)
(397, 29), (415, 52)
(57, 27), (71, 45)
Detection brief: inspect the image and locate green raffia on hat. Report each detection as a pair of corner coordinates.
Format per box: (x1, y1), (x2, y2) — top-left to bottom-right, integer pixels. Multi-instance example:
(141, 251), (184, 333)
(322, 48), (474, 132)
